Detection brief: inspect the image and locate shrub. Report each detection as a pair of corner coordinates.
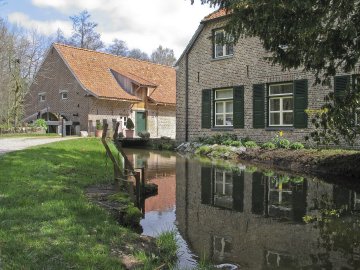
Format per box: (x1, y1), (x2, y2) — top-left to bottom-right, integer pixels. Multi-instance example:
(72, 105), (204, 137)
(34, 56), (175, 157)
(126, 118), (134, 130)
(244, 141), (258, 148)
(241, 136), (253, 143)
(278, 138), (291, 149)
(230, 140), (242, 147)
(138, 131), (150, 139)
(261, 142), (276, 150)
(96, 122), (103, 130)
(159, 143), (174, 151)
(290, 142), (305, 150)
(223, 139), (233, 146)
(33, 119), (47, 130)
(197, 134), (237, 145)
(195, 145), (212, 155)
(118, 132), (124, 138)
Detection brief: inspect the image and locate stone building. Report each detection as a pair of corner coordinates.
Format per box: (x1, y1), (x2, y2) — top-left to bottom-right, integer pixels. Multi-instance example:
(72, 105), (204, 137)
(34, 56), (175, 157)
(175, 9), (359, 143)
(24, 43), (176, 138)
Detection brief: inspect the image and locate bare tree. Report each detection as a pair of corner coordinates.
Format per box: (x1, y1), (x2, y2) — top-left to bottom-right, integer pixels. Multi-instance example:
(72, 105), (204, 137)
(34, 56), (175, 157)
(54, 28), (68, 44)
(150, 45), (176, 66)
(0, 19), (50, 128)
(68, 10), (104, 50)
(106, 39), (128, 56)
(128, 48), (149, 61)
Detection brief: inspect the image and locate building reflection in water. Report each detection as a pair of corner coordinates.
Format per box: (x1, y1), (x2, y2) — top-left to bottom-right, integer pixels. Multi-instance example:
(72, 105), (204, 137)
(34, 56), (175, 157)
(177, 159), (360, 269)
(123, 149), (360, 269)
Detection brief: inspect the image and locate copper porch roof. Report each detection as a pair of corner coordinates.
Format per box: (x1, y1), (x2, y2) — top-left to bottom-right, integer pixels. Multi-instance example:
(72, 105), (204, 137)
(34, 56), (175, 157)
(54, 43), (176, 104)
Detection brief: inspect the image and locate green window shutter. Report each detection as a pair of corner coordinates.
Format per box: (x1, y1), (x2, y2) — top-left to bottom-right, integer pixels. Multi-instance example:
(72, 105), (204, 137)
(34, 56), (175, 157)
(253, 84), (265, 128)
(232, 171), (244, 212)
(334, 75), (350, 99)
(252, 172), (264, 215)
(294, 79), (308, 129)
(202, 89), (212, 129)
(201, 166), (212, 205)
(212, 30), (215, 59)
(233, 86), (244, 129)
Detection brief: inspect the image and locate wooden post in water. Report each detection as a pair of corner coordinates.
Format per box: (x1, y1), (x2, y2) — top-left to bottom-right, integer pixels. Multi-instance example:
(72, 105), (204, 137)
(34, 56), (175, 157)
(101, 123), (122, 188)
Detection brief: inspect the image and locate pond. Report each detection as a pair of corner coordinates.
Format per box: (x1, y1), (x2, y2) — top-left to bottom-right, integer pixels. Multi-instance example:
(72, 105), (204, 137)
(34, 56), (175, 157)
(123, 148), (360, 270)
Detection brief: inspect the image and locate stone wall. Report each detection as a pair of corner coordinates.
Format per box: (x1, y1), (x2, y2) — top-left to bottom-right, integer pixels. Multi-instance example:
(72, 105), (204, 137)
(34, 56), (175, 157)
(147, 104), (176, 139)
(176, 17), (355, 145)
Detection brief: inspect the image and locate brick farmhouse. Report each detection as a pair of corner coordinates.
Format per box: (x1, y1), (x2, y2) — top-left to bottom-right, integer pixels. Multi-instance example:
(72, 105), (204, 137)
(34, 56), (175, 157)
(176, 9), (359, 144)
(25, 43), (176, 138)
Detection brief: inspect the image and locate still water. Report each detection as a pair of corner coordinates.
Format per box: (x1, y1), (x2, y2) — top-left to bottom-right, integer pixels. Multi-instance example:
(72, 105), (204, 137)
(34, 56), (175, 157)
(123, 148), (360, 270)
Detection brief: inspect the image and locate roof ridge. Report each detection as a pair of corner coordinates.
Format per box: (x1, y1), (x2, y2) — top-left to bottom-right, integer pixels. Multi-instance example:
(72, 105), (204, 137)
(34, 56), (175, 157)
(53, 42), (175, 69)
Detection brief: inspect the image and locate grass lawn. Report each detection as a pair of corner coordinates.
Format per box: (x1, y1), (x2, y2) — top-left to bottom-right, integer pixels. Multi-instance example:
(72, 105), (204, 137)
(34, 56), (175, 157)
(0, 133), (61, 138)
(0, 138), (141, 269)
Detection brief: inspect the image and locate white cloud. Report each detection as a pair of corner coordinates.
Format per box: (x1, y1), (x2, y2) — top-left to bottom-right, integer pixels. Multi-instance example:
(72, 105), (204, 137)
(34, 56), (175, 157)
(29, 0), (215, 57)
(8, 12), (72, 37)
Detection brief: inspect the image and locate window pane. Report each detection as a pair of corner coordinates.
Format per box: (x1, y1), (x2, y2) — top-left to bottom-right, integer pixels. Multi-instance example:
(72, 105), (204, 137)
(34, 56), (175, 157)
(215, 31), (224, 43)
(270, 99), (280, 111)
(226, 44), (233, 56)
(216, 89), (233, 99)
(225, 114), (233, 126)
(283, 112), (294, 125)
(269, 84), (293, 95)
(270, 113), (280, 125)
(225, 101), (233, 113)
(216, 44), (223, 57)
(225, 172), (232, 183)
(216, 102), (224, 113)
(283, 98), (293, 110)
(216, 115), (224, 126)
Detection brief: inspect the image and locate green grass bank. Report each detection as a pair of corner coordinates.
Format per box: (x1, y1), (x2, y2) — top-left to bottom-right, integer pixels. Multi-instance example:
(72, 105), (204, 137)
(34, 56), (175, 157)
(0, 138), (177, 269)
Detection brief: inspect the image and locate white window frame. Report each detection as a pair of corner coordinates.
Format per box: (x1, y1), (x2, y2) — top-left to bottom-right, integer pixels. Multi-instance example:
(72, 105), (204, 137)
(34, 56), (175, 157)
(38, 93), (46, 102)
(214, 88), (233, 127)
(60, 91), (68, 100)
(214, 29), (234, 59)
(268, 83), (294, 127)
(214, 169), (233, 196)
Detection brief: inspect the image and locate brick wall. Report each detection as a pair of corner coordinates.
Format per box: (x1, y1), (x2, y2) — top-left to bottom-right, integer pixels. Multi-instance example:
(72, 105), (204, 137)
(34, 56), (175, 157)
(25, 47), (90, 131)
(176, 18), (352, 145)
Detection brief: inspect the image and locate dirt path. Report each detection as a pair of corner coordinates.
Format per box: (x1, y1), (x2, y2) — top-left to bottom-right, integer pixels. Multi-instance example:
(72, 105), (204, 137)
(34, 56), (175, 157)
(0, 137), (78, 155)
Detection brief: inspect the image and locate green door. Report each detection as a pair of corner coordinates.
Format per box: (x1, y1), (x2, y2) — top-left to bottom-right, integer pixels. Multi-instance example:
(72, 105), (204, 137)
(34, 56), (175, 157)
(135, 111), (146, 135)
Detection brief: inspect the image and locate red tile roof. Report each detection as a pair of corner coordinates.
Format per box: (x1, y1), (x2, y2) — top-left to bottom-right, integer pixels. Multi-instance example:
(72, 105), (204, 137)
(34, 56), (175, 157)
(54, 43), (176, 104)
(202, 8), (231, 22)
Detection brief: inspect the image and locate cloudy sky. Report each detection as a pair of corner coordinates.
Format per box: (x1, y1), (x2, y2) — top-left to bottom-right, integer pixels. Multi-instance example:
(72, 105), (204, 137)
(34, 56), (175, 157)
(0, 0), (215, 57)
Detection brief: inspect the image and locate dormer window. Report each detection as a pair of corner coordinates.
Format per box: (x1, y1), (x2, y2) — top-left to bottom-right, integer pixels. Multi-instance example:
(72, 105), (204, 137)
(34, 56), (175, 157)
(38, 93), (46, 102)
(214, 29), (234, 58)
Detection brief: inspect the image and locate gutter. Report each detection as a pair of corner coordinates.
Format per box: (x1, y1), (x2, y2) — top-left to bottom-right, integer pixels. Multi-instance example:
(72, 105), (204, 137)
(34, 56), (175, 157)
(175, 24), (205, 142)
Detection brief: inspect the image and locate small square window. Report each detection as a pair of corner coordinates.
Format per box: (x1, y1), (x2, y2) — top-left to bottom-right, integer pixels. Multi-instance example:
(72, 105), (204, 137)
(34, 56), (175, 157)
(39, 94), (45, 102)
(61, 92), (68, 100)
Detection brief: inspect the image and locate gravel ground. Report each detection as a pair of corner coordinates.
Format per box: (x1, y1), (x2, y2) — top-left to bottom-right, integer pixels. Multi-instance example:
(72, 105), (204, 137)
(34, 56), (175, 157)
(0, 137), (79, 155)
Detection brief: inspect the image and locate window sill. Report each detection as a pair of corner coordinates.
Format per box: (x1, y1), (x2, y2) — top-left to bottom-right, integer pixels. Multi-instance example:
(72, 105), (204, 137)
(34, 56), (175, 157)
(211, 55), (234, 62)
(211, 127), (234, 131)
(265, 127), (295, 131)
